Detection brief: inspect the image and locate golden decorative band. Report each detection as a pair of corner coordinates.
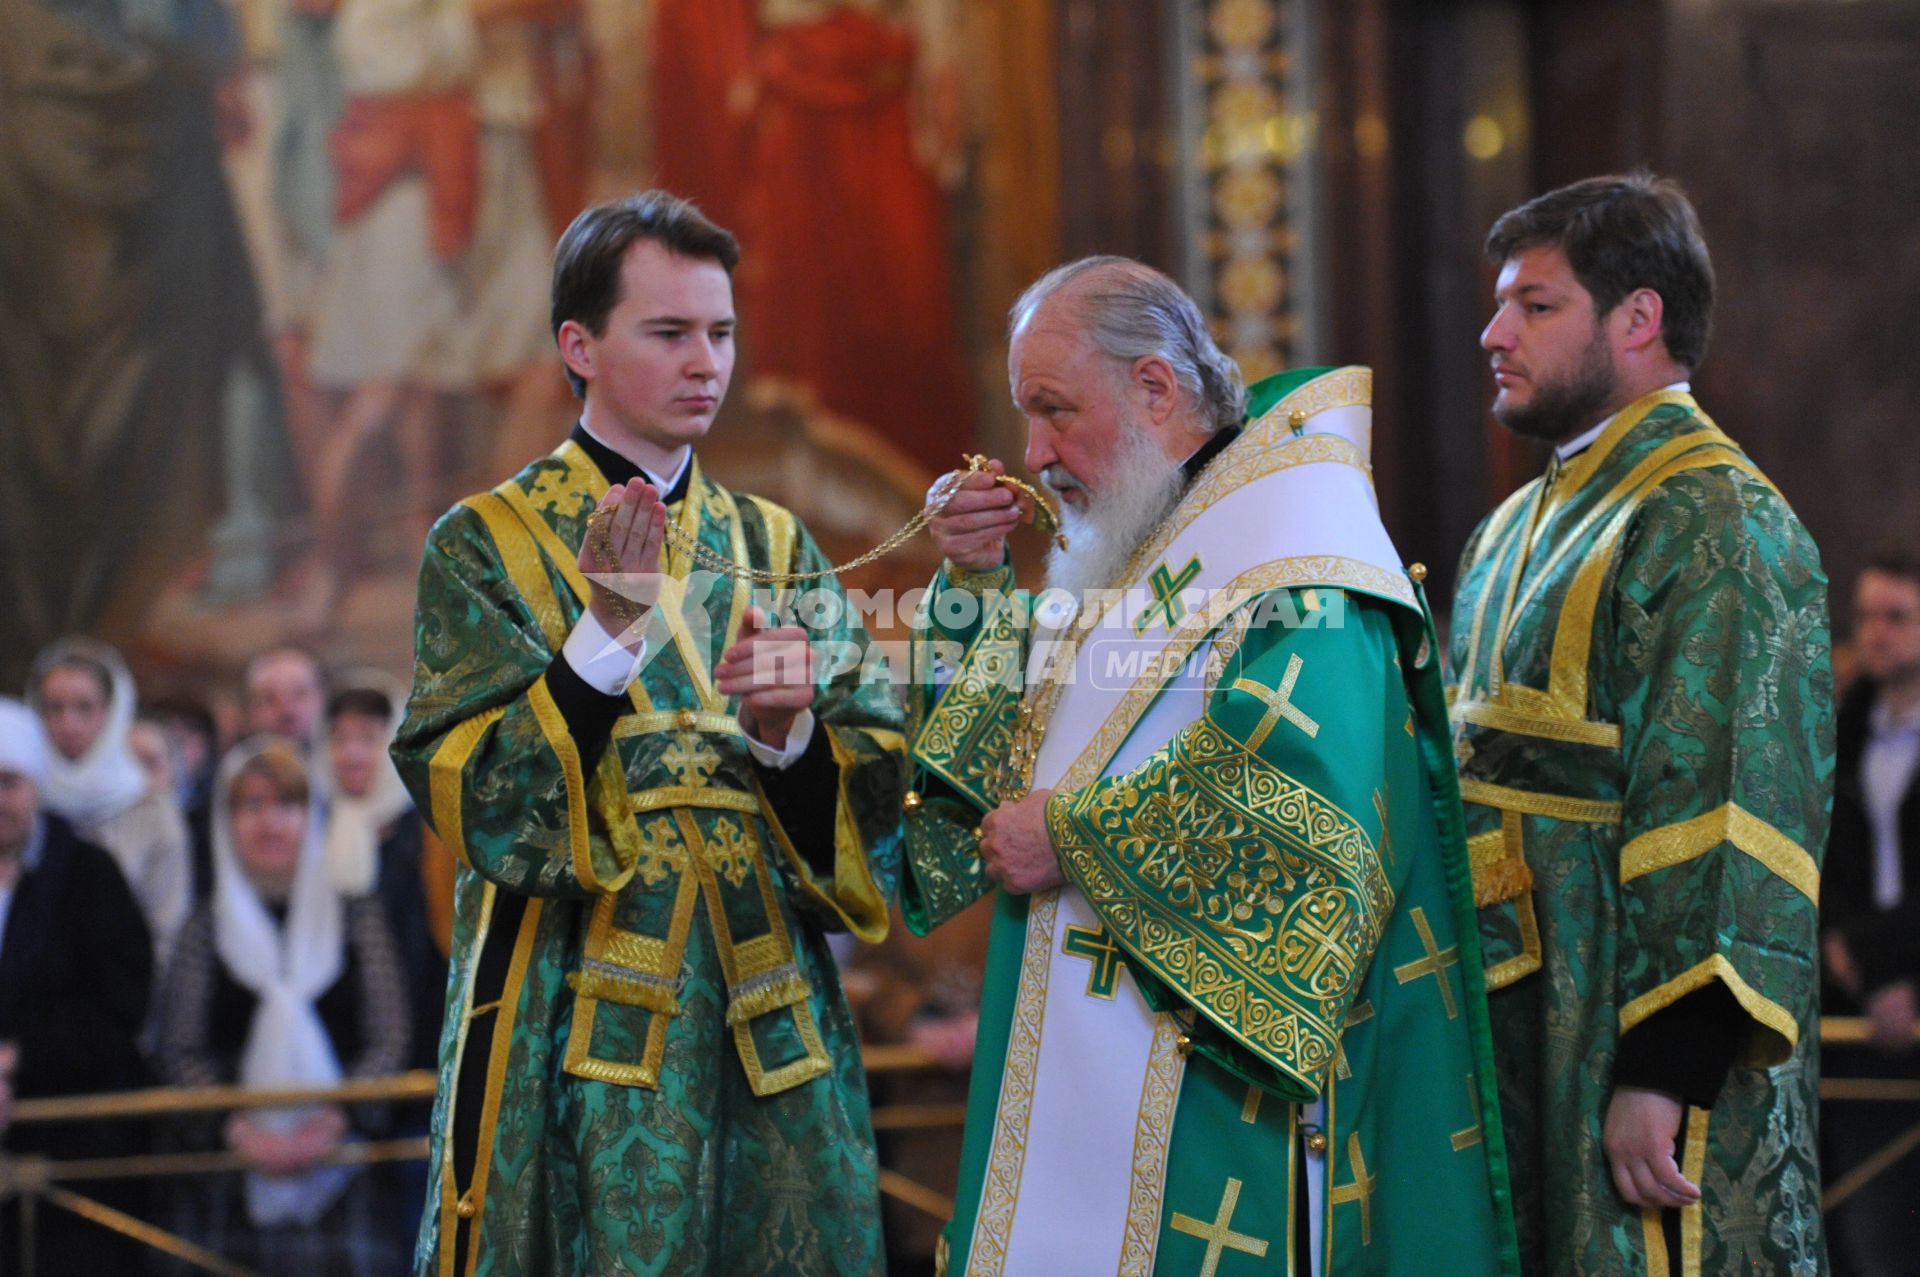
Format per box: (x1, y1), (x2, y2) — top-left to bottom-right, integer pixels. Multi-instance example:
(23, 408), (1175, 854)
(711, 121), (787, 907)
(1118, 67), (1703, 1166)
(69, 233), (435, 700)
(1450, 699), (1623, 749)
(1457, 778), (1622, 825)
(627, 786), (762, 816)
(1617, 802), (1819, 902)
(614, 711), (746, 740)
(1249, 366), (1373, 434)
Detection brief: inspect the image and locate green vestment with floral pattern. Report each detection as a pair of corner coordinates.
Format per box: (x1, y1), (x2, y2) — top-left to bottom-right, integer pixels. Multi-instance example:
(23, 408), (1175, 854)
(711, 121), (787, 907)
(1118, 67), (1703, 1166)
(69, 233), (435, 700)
(393, 439), (906, 1276)
(1447, 390), (1833, 1277)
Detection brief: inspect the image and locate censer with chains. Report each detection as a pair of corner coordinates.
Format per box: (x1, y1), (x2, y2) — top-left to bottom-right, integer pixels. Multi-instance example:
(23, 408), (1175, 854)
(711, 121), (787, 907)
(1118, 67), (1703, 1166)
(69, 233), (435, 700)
(583, 454), (1064, 629)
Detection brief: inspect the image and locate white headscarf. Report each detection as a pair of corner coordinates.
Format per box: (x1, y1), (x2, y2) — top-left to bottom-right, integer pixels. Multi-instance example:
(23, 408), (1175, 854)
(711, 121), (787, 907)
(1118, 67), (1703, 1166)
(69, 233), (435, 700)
(318, 670), (415, 897)
(210, 739), (354, 1227)
(0, 698), (50, 788)
(29, 637), (148, 825)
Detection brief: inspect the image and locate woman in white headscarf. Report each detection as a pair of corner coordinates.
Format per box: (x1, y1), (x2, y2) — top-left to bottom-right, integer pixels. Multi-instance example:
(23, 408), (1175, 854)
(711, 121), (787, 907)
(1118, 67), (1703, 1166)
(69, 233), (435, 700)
(322, 672), (448, 1070)
(29, 636), (192, 966)
(155, 738), (411, 1273)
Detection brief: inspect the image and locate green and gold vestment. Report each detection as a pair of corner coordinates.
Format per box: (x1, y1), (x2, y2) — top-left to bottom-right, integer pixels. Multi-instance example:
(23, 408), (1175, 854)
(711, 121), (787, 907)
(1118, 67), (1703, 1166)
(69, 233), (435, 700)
(393, 437), (906, 1276)
(1447, 389), (1833, 1277)
(904, 369), (1520, 1276)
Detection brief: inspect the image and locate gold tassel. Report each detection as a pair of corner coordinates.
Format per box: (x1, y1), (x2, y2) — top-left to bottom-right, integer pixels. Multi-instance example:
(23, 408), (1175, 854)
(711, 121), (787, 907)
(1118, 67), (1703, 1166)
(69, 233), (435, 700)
(1472, 858), (1535, 908)
(724, 973), (814, 1026)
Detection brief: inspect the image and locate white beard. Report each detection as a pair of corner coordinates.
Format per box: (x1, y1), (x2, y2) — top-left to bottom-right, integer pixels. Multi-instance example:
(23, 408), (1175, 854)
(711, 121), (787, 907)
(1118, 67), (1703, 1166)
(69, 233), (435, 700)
(1042, 420), (1186, 601)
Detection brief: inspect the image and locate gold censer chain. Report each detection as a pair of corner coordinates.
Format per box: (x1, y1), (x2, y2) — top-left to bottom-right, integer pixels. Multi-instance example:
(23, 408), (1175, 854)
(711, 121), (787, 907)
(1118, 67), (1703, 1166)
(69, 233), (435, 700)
(585, 454), (1064, 588)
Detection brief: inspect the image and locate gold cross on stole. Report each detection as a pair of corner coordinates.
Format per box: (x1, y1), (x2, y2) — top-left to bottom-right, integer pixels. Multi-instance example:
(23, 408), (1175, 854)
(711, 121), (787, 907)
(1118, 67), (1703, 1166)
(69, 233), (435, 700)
(1170, 1176), (1270, 1276)
(1392, 906), (1460, 1019)
(1329, 1133), (1376, 1245)
(1231, 654), (1320, 750)
(1134, 554), (1204, 634)
(1061, 923), (1125, 999)
(1451, 1073), (1484, 1151)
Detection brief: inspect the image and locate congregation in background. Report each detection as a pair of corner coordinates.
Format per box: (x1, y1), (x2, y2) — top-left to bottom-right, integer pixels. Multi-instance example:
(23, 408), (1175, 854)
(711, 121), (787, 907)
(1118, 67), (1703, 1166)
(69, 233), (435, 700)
(0, 640), (448, 1270)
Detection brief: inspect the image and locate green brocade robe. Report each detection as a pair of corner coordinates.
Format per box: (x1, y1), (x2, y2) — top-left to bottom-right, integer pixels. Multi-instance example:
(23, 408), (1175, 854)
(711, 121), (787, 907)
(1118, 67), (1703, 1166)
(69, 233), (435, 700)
(903, 369), (1520, 1276)
(1447, 391), (1834, 1277)
(392, 439), (906, 1276)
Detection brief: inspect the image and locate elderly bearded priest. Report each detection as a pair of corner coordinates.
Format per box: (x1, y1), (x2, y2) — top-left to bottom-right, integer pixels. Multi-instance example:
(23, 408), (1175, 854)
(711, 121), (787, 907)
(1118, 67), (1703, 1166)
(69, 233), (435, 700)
(899, 257), (1520, 1276)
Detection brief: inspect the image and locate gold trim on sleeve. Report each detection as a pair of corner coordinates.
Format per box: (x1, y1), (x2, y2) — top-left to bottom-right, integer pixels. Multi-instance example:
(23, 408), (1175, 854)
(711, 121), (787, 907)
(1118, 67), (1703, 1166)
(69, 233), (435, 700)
(427, 708), (507, 870)
(1618, 802), (1819, 902)
(1618, 952), (1798, 1063)
(526, 675), (617, 893)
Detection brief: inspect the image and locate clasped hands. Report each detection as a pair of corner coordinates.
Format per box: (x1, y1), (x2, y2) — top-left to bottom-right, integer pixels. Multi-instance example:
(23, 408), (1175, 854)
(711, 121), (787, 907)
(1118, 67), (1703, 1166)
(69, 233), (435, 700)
(977, 788), (1065, 894)
(225, 1105), (348, 1177)
(583, 479), (816, 750)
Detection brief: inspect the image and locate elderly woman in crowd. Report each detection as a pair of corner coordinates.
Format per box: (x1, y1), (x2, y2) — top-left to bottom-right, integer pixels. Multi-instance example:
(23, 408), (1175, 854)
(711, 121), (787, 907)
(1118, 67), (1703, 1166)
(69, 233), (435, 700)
(30, 636), (193, 966)
(156, 738), (411, 1274)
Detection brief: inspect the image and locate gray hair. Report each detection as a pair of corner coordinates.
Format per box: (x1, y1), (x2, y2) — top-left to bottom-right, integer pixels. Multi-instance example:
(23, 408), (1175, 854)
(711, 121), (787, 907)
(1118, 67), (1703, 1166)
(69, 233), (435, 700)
(1010, 256), (1247, 435)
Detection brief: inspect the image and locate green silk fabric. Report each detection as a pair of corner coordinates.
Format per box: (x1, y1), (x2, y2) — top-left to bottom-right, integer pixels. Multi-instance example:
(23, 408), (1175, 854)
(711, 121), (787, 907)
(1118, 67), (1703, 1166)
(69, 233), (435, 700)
(1447, 394), (1833, 1277)
(393, 444), (905, 1276)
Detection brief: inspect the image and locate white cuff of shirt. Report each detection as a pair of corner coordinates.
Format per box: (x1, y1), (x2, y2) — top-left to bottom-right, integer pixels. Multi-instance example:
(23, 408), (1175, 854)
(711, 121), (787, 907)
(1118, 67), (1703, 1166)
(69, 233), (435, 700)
(563, 610), (647, 695)
(743, 709), (816, 770)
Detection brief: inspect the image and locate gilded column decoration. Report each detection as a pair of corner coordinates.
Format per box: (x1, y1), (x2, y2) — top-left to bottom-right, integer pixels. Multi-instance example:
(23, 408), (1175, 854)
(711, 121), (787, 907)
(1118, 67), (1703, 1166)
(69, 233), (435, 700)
(1192, 0), (1305, 382)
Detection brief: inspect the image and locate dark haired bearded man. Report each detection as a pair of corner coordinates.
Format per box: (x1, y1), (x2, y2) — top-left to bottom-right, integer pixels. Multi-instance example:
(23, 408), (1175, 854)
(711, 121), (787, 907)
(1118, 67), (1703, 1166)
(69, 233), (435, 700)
(1449, 172), (1833, 1276)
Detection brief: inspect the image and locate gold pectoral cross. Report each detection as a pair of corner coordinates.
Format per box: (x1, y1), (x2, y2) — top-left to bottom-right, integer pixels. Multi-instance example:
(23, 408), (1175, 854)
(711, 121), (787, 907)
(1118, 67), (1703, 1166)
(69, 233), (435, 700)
(1061, 923), (1126, 1000)
(1232, 653), (1320, 751)
(1134, 554), (1204, 635)
(1170, 1176), (1270, 1277)
(1392, 906), (1460, 1019)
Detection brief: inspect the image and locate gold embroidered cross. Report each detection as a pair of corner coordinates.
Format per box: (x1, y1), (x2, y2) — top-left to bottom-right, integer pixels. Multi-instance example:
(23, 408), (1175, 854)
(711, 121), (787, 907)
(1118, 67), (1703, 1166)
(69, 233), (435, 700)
(1329, 1133), (1376, 1245)
(632, 816), (688, 888)
(704, 817), (755, 888)
(1451, 1073), (1484, 1152)
(1232, 654), (1319, 750)
(1393, 906), (1460, 1019)
(1061, 923), (1125, 1000)
(661, 734), (721, 788)
(1333, 999), (1375, 1080)
(1134, 554), (1204, 634)
(1170, 1176), (1270, 1276)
